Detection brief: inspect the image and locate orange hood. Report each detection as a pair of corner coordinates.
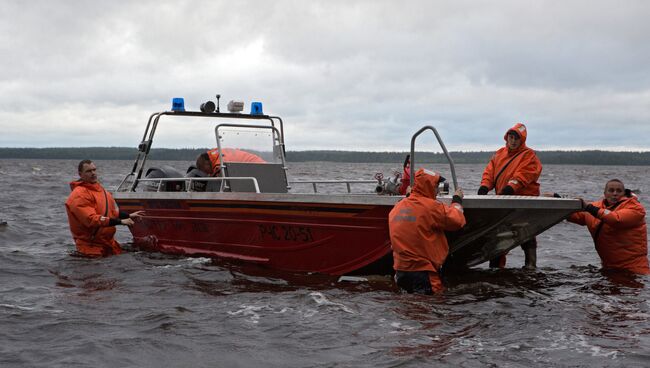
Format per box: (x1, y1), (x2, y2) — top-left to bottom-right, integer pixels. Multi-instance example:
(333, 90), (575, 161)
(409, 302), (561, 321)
(503, 122), (528, 152)
(410, 168), (443, 199)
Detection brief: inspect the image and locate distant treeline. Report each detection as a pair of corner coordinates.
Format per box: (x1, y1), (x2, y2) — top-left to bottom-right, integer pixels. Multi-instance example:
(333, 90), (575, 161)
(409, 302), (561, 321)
(1, 147), (650, 165)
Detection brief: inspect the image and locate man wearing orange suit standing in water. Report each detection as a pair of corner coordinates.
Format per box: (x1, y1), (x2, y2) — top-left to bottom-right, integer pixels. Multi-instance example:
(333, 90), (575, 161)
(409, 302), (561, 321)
(477, 123), (542, 269)
(566, 179), (649, 274)
(196, 148), (266, 177)
(65, 160), (144, 257)
(389, 169), (466, 294)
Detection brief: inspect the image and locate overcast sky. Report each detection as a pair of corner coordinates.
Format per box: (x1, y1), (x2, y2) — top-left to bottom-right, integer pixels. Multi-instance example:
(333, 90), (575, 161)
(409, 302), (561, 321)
(1, 0), (649, 151)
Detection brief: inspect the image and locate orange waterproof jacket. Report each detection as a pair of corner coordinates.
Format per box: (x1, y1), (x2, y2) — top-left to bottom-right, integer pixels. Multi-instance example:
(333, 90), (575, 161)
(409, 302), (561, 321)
(65, 180), (122, 256)
(398, 163), (410, 195)
(207, 148), (266, 176)
(568, 196), (649, 274)
(480, 123), (542, 195)
(389, 169), (466, 273)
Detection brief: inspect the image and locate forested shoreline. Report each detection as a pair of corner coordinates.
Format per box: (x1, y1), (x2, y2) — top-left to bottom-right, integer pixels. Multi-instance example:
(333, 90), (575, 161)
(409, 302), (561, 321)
(1, 147), (650, 165)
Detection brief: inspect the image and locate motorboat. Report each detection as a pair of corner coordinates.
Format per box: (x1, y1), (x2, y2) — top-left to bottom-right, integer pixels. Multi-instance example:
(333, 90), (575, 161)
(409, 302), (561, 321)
(114, 97), (581, 275)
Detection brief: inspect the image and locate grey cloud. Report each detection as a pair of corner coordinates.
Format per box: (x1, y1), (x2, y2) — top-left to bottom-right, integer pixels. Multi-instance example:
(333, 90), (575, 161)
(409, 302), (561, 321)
(0, 0), (649, 151)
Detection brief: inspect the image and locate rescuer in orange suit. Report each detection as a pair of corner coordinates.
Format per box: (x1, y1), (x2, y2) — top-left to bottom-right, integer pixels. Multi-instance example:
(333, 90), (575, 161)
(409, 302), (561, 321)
(65, 160), (144, 257)
(477, 122), (542, 269)
(196, 148), (266, 176)
(565, 179), (649, 275)
(398, 155), (411, 195)
(389, 169), (466, 294)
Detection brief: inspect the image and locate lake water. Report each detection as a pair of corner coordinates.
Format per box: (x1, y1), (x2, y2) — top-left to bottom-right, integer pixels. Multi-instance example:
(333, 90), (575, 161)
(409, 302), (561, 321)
(1, 159), (649, 367)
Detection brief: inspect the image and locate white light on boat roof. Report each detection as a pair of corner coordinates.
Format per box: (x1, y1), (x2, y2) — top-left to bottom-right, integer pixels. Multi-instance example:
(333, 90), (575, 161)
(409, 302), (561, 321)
(227, 100), (244, 113)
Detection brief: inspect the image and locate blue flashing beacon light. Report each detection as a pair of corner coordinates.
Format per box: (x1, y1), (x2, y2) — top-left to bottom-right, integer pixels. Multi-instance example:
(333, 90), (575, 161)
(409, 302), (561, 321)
(250, 101), (263, 115)
(171, 97), (185, 112)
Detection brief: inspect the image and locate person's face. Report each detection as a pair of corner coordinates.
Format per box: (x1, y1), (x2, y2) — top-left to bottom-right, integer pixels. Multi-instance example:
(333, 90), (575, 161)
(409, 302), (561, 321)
(507, 133), (522, 150)
(197, 159), (212, 175)
(604, 181), (625, 204)
(79, 162), (98, 183)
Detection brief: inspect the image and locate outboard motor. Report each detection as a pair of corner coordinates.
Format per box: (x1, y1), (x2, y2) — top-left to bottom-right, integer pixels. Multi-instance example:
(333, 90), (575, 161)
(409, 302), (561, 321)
(185, 165), (208, 192)
(144, 166), (185, 192)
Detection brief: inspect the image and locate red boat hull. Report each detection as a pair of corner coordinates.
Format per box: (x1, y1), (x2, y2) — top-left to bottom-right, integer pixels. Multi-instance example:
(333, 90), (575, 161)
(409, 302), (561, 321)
(116, 196), (393, 275)
(116, 192), (582, 274)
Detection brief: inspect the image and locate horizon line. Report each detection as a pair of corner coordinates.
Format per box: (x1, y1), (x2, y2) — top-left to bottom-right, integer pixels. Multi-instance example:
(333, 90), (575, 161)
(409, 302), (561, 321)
(1, 147), (650, 153)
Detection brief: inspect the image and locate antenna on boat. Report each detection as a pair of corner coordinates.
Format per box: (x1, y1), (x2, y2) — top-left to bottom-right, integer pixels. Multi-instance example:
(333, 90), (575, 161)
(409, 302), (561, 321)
(215, 94), (221, 113)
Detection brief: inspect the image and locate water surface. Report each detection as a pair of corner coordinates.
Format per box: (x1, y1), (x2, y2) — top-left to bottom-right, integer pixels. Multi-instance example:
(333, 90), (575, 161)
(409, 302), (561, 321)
(1, 159), (649, 367)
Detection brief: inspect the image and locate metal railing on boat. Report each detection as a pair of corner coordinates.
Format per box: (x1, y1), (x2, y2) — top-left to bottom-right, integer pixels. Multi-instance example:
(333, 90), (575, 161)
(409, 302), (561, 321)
(288, 180), (377, 194)
(410, 125), (458, 190)
(129, 177), (379, 195)
(138, 177), (261, 193)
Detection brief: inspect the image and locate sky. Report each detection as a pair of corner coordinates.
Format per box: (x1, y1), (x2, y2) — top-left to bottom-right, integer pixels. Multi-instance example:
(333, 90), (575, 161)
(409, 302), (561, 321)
(1, 0), (649, 152)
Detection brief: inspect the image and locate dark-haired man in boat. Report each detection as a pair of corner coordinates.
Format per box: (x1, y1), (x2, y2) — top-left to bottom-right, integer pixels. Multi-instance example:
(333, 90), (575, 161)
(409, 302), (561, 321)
(566, 179), (649, 275)
(389, 169), (466, 294)
(196, 148), (266, 177)
(477, 122), (542, 269)
(65, 160), (144, 257)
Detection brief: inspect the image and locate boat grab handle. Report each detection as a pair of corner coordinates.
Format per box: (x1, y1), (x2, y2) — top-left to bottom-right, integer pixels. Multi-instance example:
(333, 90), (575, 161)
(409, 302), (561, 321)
(410, 125), (458, 191)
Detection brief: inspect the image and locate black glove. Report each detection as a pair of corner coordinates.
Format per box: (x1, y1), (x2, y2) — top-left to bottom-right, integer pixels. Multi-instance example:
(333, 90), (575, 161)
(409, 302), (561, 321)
(452, 195), (463, 205)
(477, 186), (489, 195)
(499, 185), (515, 195)
(584, 204), (600, 217)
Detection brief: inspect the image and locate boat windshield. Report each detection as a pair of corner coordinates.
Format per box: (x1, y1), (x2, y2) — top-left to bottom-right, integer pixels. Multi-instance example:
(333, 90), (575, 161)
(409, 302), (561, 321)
(217, 125), (282, 164)
(150, 116), (217, 149)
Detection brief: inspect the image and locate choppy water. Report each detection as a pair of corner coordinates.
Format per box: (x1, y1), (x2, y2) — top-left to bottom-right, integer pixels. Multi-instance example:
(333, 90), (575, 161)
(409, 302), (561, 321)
(1, 159), (649, 367)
